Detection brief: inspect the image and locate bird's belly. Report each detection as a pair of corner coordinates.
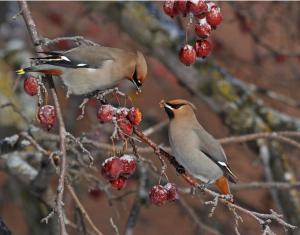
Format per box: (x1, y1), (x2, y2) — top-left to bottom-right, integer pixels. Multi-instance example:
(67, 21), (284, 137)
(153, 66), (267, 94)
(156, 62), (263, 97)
(171, 142), (223, 184)
(61, 69), (117, 95)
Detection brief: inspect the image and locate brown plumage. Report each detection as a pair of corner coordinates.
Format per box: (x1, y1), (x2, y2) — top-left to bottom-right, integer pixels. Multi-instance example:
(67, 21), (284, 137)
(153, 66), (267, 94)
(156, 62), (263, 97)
(17, 46), (147, 95)
(160, 99), (237, 195)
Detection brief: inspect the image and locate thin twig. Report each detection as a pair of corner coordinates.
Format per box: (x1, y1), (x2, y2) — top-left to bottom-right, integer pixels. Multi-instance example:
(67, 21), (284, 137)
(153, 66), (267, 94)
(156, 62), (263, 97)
(133, 127), (297, 233)
(19, 1), (68, 233)
(66, 183), (103, 235)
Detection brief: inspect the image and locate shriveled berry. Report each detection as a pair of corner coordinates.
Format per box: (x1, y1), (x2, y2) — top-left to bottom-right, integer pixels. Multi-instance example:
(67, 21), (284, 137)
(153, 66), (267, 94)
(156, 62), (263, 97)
(127, 107), (142, 125)
(110, 177), (127, 190)
(149, 185), (168, 206)
(194, 40), (212, 58)
(97, 105), (116, 122)
(117, 118), (133, 136)
(177, 0), (189, 16)
(24, 75), (38, 96)
(179, 44), (196, 66)
(163, 0), (178, 17)
(37, 105), (56, 130)
(88, 188), (102, 200)
(164, 183), (178, 201)
(195, 18), (211, 38)
(189, 0), (207, 16)
(120, 155), (137, 177)
(206, 6), (222, 27)
(116, 107), (129, 119)
(101, 157), (122, 180)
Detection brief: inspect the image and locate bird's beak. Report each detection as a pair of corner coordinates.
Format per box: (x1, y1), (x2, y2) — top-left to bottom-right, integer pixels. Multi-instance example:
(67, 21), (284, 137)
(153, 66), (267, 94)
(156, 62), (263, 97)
(159, 100), (166, 108)
(160, 100), (174, 119)
(160, 100), (173, 110)
(131, 79), (142, 93)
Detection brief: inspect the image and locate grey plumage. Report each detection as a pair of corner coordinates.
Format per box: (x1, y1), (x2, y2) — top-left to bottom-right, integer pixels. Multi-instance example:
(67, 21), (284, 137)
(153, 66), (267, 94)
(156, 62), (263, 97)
(161, 99), (237, 184)
(19, 45), (147, 95)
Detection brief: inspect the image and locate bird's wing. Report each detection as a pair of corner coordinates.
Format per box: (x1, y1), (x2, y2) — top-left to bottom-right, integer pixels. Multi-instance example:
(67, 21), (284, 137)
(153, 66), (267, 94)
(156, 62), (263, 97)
(31, 46), (115, 69)
(194, 128), (238, 183)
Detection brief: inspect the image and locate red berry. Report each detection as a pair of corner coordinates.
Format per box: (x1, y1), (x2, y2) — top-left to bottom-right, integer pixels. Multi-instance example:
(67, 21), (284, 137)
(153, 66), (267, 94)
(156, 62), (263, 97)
(97, 105), (116, 122)
(116, 107), (129, 119)
(149, 185), (168, 206)
(189, 0), (207, 16)
(88, 188), (102, 200)
(110, 177), (127, 190)
(37, 105), (56, 130)
(127, 107), (142, 125)
(194, 40), (212, 58)
(177, 0), (189, 16)
(120, 155), (137, 177)
(164, 183), (178, 201)
(206, 6), (222, 27)
(117, 118), (133, 136)
(195, 18), (211, 38)
(24, 75), (38, 96)
(163, 0), (178, 18)
(101, 157), (122, 180)
(275, 54), (286, 64)
(179, 44), (196, 66)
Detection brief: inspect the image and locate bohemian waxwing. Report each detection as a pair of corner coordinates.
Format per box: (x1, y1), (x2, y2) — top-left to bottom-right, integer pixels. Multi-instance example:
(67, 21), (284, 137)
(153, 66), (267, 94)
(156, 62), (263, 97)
(160, 99), (237, 195)
(17, 45), (147, 95)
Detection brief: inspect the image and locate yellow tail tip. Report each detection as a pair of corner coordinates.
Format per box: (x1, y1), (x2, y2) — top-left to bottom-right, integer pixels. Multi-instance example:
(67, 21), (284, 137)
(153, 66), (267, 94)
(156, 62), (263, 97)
(16, 69), (25, 75)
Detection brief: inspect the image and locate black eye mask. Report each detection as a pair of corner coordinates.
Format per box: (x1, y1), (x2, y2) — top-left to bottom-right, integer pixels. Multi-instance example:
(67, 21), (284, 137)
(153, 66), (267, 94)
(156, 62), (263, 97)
(166, 102), (185, 109)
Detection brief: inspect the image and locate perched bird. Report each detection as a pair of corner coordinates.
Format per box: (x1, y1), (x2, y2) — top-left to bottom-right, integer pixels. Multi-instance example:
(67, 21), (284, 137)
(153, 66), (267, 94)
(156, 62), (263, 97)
(160, 99), (237, 195)
(16, 45), (147, 95)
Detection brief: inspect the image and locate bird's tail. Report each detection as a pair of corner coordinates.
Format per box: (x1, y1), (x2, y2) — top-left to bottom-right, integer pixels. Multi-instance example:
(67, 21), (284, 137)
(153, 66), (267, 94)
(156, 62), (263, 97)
(16, 67), (31, 75)
(215, 176), (231, 195)
(16, 65), (63, 76)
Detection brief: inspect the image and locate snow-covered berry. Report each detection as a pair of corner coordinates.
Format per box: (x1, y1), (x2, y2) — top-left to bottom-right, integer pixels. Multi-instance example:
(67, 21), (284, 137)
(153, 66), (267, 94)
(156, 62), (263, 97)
(101, 156), (123, 180)
(149, 185), (168, 206)
(37, 105), (56, 130)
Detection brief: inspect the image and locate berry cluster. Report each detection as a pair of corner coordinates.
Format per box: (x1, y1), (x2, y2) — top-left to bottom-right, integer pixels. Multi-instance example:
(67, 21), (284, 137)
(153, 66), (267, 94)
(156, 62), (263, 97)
(149, 183), (178, 206)
(162, 0), (223, 66)
(101, 155), (137, 190)
(97, 104), (142, 137)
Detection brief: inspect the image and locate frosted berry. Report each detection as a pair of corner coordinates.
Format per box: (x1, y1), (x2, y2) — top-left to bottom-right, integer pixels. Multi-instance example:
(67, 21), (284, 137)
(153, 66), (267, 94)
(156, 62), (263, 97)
(163, 0), (178, 18)
(194, 40), (212, 58)
(195, 18), (211, 38)
(177, 0), (189, 16)
(127, 107), (142, 125)
(24, 75), (38, 96)
(110, 177), (127, 190)
(179, 44), (196, 66)
(189, 0), (207, 16)
(116, 107), (129, 119)
(37, 105), (56, 130)
(149, 185), (168, 206)
(101, 157), (122, 180)
(206, 2), (217, 11)
(97, 105), (116, 122)
(117, 118), (133, 136)
(206, 6), (222, 27)
(164, 183), (178, 201)
(120, 155), (137, 177)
